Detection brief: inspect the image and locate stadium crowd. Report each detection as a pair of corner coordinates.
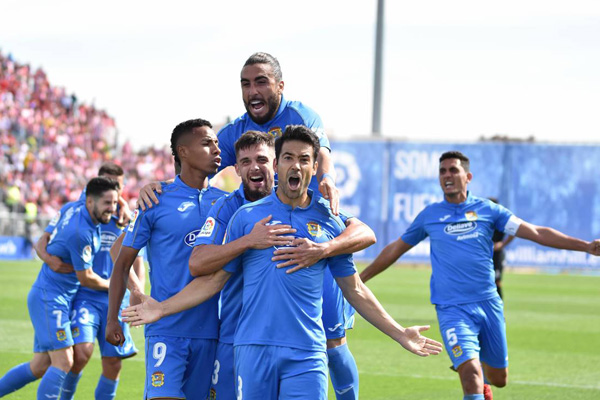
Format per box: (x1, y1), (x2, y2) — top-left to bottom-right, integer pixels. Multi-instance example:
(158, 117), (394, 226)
(0, 50), (175, 218)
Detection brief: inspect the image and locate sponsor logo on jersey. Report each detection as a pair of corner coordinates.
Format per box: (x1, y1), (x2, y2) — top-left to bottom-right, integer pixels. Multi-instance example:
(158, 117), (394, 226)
(72, 327), (80, 338)
(184, 229), (202, 247)
(178, 201), (195, 212)
(151, 371), (165, 387)
(465, 211), (478, 221)
(452, 345), (463, 358)
(128, 209), (140, 232)
(82, 245), (93, 263)
(101, 231), (119, 251)
(439, 214), (451, 222)
(444, 221), (477, 235)
(268, 127), (283, 138)
(198, 217), (216, 238)
(56, 330), (67, 341)
(307, 222), (323, 237)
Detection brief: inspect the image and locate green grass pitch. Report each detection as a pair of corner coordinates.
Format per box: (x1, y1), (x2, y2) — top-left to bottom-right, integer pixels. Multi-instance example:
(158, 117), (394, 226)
(0, 261), (599, 399)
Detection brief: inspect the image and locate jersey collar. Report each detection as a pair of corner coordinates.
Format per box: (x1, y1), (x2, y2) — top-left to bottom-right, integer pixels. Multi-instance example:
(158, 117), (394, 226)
(442, 191), (474, 208)
(174, 175), (211, 193)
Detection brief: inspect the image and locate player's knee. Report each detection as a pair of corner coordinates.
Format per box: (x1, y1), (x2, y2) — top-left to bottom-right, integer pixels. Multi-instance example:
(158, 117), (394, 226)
(30, 355), (51, 378)
(326, 337), (346, 349)
(488, 371), (508, 388)
(71, 344), (94, 372)
(101, 357), (122, 380)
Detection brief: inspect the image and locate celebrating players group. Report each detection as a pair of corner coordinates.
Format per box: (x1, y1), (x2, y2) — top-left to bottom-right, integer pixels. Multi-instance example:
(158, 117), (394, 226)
(2, 52), (599, 400)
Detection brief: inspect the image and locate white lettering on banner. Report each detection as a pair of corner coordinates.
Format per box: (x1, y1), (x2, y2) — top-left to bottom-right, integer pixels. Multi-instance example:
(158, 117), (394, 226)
(393, 151), (440, 180)
(393, 193), (442, 222)
(0, 239), (18, 256)
(505, 245), (599, 267)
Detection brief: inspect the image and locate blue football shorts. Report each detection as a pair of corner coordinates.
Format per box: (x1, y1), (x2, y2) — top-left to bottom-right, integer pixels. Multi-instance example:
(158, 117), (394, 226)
(208, 341), (235, 400)
(322, 267), (355, 340)
(435, 297), (508, 369)
(144, 335), (216, 400)
(28, 286), (74, 352)
(234, 344), (327, 400)
(70, 298), (137, 358)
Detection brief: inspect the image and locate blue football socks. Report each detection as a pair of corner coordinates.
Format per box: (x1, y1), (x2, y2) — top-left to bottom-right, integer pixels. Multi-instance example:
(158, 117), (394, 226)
(59, 371), (82, 400)
(327, 343), (359, 400)
(0, 362), (37, 396)
(37, 366), (66, 400)
(95, 374), (119, 400)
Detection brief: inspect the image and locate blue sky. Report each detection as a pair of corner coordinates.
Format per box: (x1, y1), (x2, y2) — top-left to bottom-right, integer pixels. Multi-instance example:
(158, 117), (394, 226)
(2, 0), (599, 148)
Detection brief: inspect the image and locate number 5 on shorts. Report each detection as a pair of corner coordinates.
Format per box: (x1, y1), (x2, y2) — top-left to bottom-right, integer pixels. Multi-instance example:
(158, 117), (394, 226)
(446, 327), (458, 346)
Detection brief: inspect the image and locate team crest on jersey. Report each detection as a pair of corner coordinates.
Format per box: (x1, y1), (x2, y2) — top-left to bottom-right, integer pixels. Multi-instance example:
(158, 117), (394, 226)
(56, 330), (67, 341)
(151, 371), (165, 387)
(307, 222), (323, 237)
(184, 229), (202, 247)
(465, 211), (478, 221)
(178, 201), (195, 212)
(198, 217), (216, 238)
(209, 388), (216, 400)
(268, 127), (283, 138)
(128, 209), (140, 232)
(82, 245), (92, 263)
(452, 345), (463, 358)
(72, 327), (80, 338)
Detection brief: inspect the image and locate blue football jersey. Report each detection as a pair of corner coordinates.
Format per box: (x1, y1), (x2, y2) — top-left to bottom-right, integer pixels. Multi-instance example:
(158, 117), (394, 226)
(123, 176), (227, 339)
(34, 202), (101, 298)
(194, 184), (247, 345)
(402, 193), (518, 305)
(223, 191), (356, 352)
(217, 95), (330, 192)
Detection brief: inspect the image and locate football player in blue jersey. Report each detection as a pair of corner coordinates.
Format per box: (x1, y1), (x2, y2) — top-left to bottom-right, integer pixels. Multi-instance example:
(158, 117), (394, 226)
(0, 177), (120, 399)
(360, 151), (600, 400)
(57, 163), (144, 400)
(123, 126), (443, 400)
(106, 118), (227, 400)
(185, 130), (376, 400)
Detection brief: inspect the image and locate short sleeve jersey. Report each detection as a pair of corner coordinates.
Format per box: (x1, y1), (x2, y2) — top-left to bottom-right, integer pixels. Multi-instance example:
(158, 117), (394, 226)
(34, 202), (101, 298)
(123, 176), (227, 338)
(223, 191), (356, 352)
(402, 193), (516, 305)
(217, 95), (330, 192)
(194, 184), (248, 344)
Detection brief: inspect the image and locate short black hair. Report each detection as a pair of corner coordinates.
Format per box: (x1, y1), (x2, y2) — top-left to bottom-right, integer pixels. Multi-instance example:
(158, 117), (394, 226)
(98, 162), (123, 177)
(170, 118), (213, 166)
(439, 151), (470, 172)
(275, 125), (320, 162)
(234, 131), (275, 158)
(86, 176), (119, 199)
(243, 52), (282, 82)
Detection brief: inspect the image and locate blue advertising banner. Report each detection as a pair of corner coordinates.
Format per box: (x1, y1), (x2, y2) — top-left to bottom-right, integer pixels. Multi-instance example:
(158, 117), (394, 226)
(0, 236), (32, 260)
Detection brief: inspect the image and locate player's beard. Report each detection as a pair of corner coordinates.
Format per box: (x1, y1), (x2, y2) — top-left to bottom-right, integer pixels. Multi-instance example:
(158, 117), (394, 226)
(243, 185), (271, 202)
(93, 204), (113, 224)
(245, 93), (280, 125)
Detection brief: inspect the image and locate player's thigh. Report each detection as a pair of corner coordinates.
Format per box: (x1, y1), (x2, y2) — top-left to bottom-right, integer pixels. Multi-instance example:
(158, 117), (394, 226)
(70, 299), (101, 347)
(435, 304), (481, 369)
(181, 338), (217, 400)
(27, 286), (74, 353)
(144, 336), (190, 399)
(209, 342), (236, 400)
(279, 347), (328, 400)
(479, 297), (508, 369)
(97, 303), (138, 359)
(322, 269), (355, 340)
(234, 345), (278, 400)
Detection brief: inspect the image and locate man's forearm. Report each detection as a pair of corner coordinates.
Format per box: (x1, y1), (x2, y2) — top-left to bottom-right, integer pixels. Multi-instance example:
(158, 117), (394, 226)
(189, 239), (251, 276)
(160, 271), (230, 317)
(323, 219), (376, 258)
(34, 233), (52, 264)
(360, 239), (411, 283)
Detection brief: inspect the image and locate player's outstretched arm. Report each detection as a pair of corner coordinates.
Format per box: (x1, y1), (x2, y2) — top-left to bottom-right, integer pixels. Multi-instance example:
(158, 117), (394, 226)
(76, 268), (110, 290)
(274, 217), (376, 273)
(360, 238), (413, 283)
(122, 269), (231, 326)
(106, 246), (140, 346)
(135, 179), (174, 211)
(34, 232), (74, 274)
(317, 147), (339, 215)
(516, 221), (600, 255)
(335, 273), (443, 357)
(189, 215), (295, 276)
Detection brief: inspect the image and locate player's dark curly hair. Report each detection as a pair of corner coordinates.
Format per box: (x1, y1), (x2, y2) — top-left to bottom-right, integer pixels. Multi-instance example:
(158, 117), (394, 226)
(234, 131), (275, 157)
(439, 151), (470, 172)
(86, 176), (120, 199)
(275, 125), (320, 162)
(244, 52), (282, 83)
(170, 118), (213, 167)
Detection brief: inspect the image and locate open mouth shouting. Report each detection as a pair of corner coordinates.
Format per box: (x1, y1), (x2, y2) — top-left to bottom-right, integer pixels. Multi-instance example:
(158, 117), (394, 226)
(287, 174), (302, 191)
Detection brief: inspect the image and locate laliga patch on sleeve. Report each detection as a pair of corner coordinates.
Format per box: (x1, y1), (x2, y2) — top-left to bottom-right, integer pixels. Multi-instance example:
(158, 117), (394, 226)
(198, 217), (216, 238)
(128, 209), (140, 232)
(82, 245), (92, 263)
(48, 211), (61, 227)
(504, 215), (522, 236)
